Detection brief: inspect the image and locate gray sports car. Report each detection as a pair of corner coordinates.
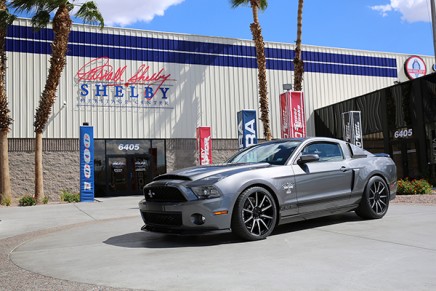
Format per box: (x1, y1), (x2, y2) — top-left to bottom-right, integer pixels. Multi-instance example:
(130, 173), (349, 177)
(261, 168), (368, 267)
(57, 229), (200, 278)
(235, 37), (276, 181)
(139, 137), (397, 240)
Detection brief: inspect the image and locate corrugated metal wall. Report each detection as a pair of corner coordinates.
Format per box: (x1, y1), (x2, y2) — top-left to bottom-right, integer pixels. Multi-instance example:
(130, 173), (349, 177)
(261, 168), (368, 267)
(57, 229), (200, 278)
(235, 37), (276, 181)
(6, 18), (434, 139)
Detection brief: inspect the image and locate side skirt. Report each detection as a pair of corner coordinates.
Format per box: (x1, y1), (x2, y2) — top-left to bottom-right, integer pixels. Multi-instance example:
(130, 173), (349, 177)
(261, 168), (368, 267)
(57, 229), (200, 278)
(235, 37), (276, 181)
(278, 204), (359, 225)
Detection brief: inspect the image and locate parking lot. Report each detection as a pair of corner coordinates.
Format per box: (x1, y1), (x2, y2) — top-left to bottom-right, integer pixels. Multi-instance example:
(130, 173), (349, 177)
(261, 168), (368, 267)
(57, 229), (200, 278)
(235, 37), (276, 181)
(1, 197), (436, 290)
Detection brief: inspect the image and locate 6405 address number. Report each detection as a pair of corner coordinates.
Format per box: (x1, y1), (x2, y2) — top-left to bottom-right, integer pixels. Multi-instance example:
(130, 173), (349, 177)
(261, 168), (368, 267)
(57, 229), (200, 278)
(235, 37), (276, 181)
(118, 144), (140, 151)
(394, 129), (413, 139)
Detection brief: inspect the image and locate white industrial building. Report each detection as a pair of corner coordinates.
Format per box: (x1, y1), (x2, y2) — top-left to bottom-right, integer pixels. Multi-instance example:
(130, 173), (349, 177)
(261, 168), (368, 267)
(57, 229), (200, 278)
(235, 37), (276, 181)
(6, 18), (434, 198)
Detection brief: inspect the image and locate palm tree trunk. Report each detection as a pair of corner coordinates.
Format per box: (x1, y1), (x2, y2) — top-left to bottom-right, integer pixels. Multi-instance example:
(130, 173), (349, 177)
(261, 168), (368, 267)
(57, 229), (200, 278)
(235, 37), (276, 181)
(0, 130), (11, 204)
(35, 131), (43, 203)
(293, 0), (304, 92)
(0, 0), (12, 204)
(250, 3), (272, 141)
(34, 4), (72, 202)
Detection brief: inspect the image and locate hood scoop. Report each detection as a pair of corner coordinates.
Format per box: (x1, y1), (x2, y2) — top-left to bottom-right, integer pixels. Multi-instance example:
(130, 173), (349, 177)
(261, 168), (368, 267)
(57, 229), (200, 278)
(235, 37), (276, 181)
(154, 174), (192, 181)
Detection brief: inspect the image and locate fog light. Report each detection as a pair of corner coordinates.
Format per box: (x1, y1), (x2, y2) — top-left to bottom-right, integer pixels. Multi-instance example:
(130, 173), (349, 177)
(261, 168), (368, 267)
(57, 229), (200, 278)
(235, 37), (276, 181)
(191, 213), (206, 225)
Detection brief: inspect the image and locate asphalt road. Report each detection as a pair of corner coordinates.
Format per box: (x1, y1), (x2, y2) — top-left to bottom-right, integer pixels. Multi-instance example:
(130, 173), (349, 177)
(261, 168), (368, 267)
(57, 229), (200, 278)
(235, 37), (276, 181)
(1, 197), (436, 290)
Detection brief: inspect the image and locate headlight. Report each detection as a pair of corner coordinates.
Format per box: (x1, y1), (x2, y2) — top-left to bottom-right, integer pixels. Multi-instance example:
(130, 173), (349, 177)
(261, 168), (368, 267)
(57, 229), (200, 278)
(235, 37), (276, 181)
(191, 186), (221, 199)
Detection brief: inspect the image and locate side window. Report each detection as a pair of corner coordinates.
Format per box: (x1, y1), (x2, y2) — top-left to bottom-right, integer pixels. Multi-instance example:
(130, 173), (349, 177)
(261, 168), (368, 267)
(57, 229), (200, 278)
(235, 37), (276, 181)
(302, 142), (344, 162)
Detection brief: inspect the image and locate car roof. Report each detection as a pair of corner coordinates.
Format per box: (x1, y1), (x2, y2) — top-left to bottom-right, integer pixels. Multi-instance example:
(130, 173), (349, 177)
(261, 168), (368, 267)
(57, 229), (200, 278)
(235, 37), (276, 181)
(257, 137), (343, 145)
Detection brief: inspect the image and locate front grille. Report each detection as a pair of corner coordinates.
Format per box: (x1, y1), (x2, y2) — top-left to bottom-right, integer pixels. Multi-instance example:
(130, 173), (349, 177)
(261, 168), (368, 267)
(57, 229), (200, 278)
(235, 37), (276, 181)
(142, 212), (182, 226)
(143, 186), (187, 202)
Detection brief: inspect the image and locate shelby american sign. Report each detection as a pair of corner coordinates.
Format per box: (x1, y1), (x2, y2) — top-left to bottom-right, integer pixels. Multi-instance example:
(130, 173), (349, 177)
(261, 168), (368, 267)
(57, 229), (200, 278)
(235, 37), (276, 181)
(76, 57), (175, 108)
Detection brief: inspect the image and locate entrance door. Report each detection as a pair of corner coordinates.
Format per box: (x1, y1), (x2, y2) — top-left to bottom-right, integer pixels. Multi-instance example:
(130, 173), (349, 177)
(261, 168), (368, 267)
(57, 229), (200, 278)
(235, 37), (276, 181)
(391, 139), (419, 178)
(107, 155), (152, 195)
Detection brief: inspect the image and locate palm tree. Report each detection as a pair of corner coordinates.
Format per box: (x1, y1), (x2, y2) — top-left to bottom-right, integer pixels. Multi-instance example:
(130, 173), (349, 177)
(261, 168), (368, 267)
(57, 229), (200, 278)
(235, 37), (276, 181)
(293, 0), (304, 91)
(231, 0), (272, 141)
(11, 0), (104, 203)
(0, 1), (15, 205)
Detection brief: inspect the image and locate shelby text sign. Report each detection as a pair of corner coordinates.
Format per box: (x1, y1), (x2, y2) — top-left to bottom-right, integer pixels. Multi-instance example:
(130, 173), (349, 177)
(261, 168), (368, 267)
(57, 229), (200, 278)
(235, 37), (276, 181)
(280, 91), (306, 138)
(196, 126), (212, 165)
(80, 126), (95, 202)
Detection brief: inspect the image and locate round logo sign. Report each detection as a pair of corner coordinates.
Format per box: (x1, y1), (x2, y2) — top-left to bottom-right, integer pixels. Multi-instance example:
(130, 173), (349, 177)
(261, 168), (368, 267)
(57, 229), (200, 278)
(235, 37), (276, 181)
(83, 148), (91, 163)
(404, 55), (427, 79)
(83, 164), (91, 179)
(83, 133), (91, 148)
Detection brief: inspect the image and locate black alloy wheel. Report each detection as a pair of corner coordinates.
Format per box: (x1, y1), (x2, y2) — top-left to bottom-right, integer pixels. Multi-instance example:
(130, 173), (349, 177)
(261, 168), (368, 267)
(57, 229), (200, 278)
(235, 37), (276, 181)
(356, 176), (390, 219)
(231, 186), (277, 240)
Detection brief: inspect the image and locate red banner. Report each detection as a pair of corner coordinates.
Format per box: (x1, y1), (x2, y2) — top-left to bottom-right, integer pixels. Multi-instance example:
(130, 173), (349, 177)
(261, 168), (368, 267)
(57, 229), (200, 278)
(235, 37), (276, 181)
(280, 91), (306, 138)
(196, 127), (212, 165)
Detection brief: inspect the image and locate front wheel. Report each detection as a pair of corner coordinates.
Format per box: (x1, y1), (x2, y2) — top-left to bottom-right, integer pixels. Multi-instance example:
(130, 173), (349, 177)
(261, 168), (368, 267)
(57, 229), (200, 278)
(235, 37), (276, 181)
(356, 176), (390, 219)
(231, 186), (277, 241)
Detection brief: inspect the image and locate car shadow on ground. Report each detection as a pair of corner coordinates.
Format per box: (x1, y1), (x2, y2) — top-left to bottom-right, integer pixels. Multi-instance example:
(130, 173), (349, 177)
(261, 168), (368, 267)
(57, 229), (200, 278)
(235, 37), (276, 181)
(272, 212), (361, 236)
(103, 212), (362, 249)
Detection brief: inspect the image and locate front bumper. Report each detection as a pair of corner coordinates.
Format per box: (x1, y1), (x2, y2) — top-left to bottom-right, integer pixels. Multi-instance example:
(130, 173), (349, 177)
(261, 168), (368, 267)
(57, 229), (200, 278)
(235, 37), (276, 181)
(138, 198), (232, 234)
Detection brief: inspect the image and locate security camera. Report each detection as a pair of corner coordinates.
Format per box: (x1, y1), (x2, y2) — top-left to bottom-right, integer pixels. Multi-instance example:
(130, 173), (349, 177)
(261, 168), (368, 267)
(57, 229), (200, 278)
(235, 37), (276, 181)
(63, 101), (67, 106)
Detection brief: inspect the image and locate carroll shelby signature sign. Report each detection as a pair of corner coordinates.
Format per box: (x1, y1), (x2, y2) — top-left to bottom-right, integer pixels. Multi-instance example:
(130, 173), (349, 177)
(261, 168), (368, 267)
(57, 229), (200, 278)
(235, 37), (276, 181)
(75, 57), (176, 109)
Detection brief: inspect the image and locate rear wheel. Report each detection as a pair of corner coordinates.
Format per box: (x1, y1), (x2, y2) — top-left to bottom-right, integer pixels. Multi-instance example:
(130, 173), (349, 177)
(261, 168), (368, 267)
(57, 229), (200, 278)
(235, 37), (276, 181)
(356, 176), (390, 219)
(231, 186), (277, 241)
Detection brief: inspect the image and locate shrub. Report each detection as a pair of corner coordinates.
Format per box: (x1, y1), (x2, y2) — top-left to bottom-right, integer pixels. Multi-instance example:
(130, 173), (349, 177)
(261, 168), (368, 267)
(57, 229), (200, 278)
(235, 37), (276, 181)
(60, 190), (80, 203)
(43, 196), (49, 204)
(1, 195), (11, 206)
(397, 178), (433, 195)
(19, 195), (36, 206)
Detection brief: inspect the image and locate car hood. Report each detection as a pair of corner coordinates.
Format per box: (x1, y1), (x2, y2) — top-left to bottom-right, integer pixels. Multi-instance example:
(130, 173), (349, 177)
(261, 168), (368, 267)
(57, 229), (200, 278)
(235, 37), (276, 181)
(154, 163), (271, 181)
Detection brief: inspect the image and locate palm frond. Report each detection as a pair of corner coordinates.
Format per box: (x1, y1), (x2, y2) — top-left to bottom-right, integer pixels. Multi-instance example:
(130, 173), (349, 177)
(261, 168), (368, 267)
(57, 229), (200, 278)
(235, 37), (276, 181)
(31, 9), (50, 30)
(9, 0), (38, 12)
(75, 1), (104, 29)
(258, 0), (268, 10)
(231, 0), (267, 11)
(231, 0), (250, 8)
(0, 9), (16, 29)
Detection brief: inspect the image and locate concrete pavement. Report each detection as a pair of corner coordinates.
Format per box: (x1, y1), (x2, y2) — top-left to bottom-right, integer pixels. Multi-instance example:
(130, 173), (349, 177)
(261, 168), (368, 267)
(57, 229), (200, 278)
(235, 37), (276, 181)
(1, 197), (436, 290)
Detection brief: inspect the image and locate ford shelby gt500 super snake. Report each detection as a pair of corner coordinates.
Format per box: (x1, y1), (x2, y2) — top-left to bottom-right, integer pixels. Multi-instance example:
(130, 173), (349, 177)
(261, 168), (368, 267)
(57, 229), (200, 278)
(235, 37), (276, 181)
(139, 137), (397, 240)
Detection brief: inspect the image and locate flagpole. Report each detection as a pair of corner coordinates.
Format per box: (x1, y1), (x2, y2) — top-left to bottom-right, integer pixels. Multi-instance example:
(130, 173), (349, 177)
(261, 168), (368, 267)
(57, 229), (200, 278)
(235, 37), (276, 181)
(431, 0), (436, 63)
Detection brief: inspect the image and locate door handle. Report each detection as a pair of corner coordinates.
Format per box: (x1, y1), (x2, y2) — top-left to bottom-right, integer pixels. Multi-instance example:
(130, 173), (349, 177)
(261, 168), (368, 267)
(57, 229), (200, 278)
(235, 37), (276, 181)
(340, 166), (351, 172)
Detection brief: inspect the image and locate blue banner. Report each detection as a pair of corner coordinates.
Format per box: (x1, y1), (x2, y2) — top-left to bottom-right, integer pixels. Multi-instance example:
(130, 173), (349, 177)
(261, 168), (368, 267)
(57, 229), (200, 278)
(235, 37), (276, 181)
(80, 126), (94, 202)
(237, 110), (258, 149)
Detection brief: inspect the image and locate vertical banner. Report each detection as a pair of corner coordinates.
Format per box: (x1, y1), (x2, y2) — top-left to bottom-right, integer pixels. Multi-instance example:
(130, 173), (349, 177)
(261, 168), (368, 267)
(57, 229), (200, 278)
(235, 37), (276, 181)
(342, 112), (351, 143)
(280, 91), (306, 138)
(342, 111), (363, 148)
(196, 126), (212, 165)
(237, 109), (258, 149)
(80, 126), (94, 202)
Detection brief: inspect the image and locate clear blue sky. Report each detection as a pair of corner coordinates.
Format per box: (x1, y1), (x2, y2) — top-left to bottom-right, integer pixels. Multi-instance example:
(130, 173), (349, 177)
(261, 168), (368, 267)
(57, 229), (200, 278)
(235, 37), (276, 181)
(16, 0), (436, 56)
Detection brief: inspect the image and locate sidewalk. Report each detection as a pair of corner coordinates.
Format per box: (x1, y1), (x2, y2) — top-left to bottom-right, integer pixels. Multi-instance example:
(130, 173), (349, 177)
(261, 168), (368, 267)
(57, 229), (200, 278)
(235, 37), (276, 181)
(0, 196), (141, 240)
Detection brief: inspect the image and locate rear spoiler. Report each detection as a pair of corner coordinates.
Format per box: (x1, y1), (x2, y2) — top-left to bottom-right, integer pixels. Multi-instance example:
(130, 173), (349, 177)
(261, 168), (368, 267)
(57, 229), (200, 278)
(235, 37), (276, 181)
(374, 153), (391, 158)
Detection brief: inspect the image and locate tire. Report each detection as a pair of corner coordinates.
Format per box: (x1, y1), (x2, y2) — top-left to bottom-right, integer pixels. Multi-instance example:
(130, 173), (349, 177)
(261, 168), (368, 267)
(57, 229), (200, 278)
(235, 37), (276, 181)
(231, 186), (277, 241)
(356, 176), (390, 219)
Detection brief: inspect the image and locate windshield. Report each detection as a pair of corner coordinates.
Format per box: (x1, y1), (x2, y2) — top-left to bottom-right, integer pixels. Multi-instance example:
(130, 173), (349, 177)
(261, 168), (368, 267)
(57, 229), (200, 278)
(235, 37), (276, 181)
(227, 141), (302, 165)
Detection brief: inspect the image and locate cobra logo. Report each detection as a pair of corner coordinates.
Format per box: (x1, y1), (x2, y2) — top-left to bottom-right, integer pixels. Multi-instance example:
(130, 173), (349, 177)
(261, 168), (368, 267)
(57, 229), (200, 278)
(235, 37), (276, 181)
(148, 190), (156, 198)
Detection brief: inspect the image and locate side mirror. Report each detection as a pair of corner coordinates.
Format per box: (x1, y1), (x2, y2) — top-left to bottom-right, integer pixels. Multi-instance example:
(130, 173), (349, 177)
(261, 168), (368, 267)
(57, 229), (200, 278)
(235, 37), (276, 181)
(298, 154), (319, 164)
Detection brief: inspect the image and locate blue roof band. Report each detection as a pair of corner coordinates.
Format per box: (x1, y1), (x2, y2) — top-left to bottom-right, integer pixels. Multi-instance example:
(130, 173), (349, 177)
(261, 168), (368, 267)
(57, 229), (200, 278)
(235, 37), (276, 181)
(7, 24), (398, 78)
